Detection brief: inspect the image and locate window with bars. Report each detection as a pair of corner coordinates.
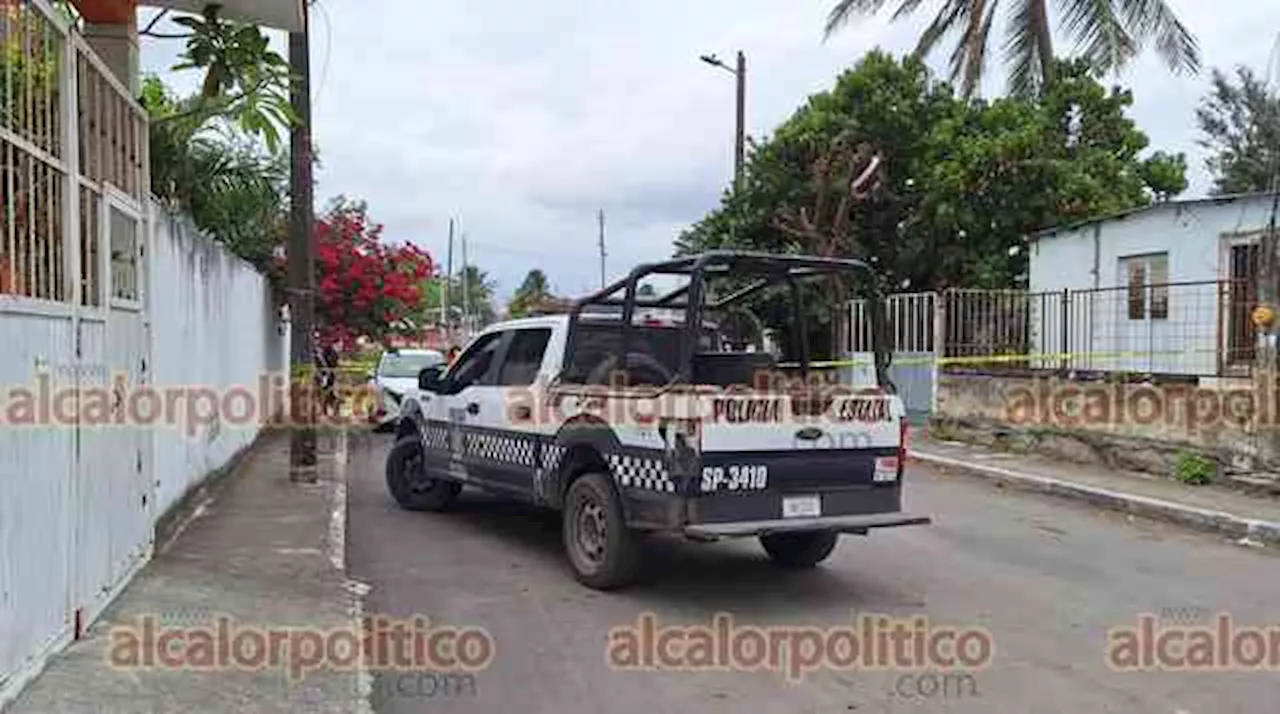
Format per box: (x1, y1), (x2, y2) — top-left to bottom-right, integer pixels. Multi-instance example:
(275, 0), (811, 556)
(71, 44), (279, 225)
(108, 202), (136, 301)
(1121, 253), (1168, 321)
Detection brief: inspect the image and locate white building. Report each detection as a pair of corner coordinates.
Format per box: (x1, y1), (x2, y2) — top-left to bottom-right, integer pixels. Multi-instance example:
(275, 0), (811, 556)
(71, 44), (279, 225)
(1028, 193), (1278, 377)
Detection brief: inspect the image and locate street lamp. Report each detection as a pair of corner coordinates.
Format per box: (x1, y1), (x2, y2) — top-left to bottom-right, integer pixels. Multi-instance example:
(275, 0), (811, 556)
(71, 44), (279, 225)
(700, 50), (745, 194)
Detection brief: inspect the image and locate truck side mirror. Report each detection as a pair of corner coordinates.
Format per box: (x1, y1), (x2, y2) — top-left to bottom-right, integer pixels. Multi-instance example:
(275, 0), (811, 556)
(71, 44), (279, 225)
(418, 365), (445, 392)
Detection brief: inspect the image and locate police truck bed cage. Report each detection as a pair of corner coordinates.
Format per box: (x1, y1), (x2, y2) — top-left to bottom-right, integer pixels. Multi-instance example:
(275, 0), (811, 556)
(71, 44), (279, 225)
(567, 250), (891, 387)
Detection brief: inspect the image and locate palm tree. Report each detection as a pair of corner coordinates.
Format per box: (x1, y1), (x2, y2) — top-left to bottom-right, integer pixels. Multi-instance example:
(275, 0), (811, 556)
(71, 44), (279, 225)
(824, 0), (1200, 97)
(508, 269), (556, 317)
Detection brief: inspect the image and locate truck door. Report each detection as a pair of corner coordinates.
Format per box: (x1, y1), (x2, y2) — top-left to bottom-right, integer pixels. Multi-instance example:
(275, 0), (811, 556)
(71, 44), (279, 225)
(433, 331), (506, 484)
(483, 327), (554, 496)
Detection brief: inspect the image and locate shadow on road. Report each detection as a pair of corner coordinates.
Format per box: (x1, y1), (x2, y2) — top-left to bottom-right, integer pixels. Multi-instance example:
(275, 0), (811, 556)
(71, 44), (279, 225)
(350, 430), (915, 614)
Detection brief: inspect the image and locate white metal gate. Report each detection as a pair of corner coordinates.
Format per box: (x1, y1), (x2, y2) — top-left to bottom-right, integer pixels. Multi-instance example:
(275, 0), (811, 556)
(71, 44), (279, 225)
(0, 2), (152, 700)
(848, 292), (938, 424)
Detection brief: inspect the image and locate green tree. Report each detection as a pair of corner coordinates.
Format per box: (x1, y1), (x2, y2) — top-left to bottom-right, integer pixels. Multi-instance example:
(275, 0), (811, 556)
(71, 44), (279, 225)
(678, 52), (1184, 355)
(459, 266), (497, 326)
(824, 0), (1199, 97)
(136, 6), (301, 269)
(1196, 66), (1280, 195)
(146, 5), (296, 150)
(419, 266), (498, 328)
(142, 77), (289, 269)
(508, 269), (554, 318)
(1139, 151), (1189, 201)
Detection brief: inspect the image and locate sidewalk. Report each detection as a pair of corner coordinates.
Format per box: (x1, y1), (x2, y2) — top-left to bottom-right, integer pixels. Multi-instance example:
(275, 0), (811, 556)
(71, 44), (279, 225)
(5, 429), (369, 714)
(910, 428), (1280, 547)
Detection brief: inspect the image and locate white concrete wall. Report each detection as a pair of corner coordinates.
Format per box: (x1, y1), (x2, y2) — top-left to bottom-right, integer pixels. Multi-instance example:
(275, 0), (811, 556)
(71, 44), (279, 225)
(1028, 195), (1277, 375)
(0, 202), (288, 708)
(147, 206), (289, 517)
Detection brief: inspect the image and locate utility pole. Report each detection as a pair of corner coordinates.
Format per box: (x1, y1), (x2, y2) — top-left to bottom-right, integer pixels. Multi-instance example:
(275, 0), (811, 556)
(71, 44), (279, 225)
(1255, 169), (1280, 463)
(461, 233), (470, 336)
(287, 0), (316, 483)
(700, 49), (747, 232)
(734, 50), (745, 194)
(597, 209), (606, 288)
(444, 218), (454, 342)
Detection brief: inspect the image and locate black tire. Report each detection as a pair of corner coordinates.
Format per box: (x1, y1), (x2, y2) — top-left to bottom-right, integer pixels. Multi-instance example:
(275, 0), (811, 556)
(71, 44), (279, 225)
(563, 472), (640, 590)
(385, 436), (460, 511)
(760, 530), (839, 568)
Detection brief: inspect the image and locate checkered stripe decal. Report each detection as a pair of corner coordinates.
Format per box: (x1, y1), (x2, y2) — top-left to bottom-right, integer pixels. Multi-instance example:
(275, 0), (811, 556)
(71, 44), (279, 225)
(606, 453), (676, 493)
(464, 431), (537, 468)
(540, 443), (566, 476)
(422, 422), (448, 451)
(534, 443), (567, 500)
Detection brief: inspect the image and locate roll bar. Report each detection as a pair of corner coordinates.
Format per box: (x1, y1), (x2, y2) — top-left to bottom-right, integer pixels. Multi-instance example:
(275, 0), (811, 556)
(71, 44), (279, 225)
(563, 251), (892, 388)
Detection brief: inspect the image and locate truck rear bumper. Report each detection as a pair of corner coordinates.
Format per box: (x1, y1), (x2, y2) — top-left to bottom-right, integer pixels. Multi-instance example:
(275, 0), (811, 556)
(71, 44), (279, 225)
(683, 512), (931, 538)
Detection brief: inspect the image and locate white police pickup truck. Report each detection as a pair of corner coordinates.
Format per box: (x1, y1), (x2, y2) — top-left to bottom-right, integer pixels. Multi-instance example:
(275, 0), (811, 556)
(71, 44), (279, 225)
(385, 251), (930, 589)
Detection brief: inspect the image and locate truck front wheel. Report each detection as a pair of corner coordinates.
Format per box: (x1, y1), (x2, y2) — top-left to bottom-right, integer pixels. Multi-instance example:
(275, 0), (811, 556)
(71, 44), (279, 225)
(386, 436), (461, 512)
(760, 531), (839, 568)
(563, 472), (640, 590)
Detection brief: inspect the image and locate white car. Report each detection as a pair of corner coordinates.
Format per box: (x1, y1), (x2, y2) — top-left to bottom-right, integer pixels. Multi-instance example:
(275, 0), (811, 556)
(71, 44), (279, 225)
(368, 348), (445, 430)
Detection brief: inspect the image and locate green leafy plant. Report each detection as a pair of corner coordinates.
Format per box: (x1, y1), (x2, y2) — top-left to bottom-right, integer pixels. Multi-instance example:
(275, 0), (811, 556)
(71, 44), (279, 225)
(142, 76), (289, 270)
(1173, 451), (1215, 486)
(0, 13), (61, 130)
(1196, 65), (1280, 195)
(161, 5), (297, 152)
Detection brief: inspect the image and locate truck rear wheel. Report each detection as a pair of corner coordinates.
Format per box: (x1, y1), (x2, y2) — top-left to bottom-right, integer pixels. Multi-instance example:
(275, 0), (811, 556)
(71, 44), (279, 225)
(563, 472), (640, 590)
(760, 531), (839, 568)
(386, 436), (461, 512)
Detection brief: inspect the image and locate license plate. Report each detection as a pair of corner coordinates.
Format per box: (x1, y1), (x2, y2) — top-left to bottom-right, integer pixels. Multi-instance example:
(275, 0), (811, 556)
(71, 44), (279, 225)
(782, 495), (821, 518)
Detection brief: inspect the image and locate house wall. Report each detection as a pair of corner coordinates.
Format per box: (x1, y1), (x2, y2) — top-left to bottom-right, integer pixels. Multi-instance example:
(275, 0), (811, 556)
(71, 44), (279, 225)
(148, 207), (290, 517)
(1028, 196), (1277, 376)
(0, 202), (287, 708)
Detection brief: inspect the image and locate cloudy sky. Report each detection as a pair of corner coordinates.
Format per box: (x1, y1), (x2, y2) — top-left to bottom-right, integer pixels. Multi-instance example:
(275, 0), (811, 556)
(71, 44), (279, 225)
(141, 0), (1280, 303)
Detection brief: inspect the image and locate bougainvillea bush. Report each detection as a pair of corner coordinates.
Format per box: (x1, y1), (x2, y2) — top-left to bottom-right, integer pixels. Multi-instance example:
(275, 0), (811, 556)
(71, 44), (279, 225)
(274, 197), (435, 351)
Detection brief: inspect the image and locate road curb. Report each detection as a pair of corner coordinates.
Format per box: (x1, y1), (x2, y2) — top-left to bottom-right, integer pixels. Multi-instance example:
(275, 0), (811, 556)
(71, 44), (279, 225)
(911, 450), (1280, 547)
(321, 428), (374, 714)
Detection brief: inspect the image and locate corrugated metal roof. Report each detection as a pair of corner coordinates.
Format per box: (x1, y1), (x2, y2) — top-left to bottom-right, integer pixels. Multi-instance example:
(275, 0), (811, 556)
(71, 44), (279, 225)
(1030, 191), (1280, 241)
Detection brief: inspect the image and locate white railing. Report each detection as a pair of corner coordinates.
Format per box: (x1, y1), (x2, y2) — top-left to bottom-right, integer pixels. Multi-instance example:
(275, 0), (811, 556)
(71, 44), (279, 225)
(0, 0), (146, 309)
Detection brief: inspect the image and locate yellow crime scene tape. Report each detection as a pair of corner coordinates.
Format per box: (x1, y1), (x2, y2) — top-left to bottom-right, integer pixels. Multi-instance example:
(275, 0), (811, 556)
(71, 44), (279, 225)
(326, 350), (1224, 372)
(785, 347), (1229, 370)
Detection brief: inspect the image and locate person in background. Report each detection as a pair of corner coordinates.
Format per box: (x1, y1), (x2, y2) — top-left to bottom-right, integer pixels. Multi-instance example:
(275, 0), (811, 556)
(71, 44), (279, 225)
(446, 345), (461, 367)
(314, 337), (341, 417)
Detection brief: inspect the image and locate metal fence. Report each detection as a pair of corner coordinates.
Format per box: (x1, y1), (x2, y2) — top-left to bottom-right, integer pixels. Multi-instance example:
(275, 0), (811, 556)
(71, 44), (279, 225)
(940, 280), (1252, 377)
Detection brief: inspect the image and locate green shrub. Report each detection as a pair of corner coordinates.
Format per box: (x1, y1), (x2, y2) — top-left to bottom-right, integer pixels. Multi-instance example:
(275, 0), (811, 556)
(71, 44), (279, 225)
(929, 420), (960, 442)
(1173, 451), (1215, 485)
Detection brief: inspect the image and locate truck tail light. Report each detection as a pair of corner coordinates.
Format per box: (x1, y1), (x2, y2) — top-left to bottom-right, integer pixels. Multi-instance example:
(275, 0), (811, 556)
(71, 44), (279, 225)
(873, 418), (908, 483)
(901, 422), (911, 468)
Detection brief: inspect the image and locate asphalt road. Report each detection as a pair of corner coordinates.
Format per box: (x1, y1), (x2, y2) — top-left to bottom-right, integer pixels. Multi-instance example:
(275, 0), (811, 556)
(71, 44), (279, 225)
(346, 431), (1279, 714)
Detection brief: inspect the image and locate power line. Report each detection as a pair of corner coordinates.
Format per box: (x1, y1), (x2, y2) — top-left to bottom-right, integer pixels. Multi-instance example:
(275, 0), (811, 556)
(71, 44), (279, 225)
(310, 0), (334, 108)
